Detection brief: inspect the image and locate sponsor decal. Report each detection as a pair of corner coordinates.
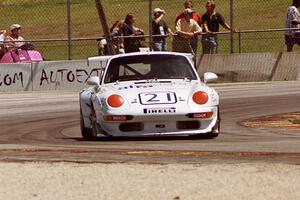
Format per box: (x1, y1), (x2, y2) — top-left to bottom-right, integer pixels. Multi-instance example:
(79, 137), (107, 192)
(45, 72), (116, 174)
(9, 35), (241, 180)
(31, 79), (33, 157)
(118, 85), (154, 90)
(241, 112), (300, 130)
(39, 68), (101, 86)
(0, 72), (23, 87)
(143, 107), (176, 114)
(139, 91), (177, 105)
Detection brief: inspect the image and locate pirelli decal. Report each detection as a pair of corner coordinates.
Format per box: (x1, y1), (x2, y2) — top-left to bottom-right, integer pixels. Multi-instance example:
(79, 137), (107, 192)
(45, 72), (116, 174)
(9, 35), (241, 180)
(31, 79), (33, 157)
(143, 107), (176, 114)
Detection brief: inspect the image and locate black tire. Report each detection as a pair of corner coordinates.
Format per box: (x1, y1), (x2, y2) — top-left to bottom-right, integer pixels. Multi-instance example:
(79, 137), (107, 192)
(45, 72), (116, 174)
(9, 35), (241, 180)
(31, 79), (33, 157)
(205, 114), (221, 138)
(80, 109), (96, 140)
(190, 111), (220, 139)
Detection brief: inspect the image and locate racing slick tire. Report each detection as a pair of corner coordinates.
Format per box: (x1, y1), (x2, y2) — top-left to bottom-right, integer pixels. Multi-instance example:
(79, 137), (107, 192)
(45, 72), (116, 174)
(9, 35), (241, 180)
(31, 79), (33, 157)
(80, 109), (96, 140)
(190, 111), (220, 139)
(204, 114), (220, 138)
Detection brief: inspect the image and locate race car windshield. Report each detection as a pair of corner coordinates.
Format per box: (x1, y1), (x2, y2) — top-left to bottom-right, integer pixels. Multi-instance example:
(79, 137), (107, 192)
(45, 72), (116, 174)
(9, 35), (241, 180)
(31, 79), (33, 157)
(104, 55), (197, 83)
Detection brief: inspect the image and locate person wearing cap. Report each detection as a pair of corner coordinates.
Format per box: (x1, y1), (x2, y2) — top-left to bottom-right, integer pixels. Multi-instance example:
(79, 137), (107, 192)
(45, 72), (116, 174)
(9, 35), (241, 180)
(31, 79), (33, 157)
(201, 0), (232, 54)
(173, 8), (202, 54)
(175, 0), (202, 54)
(152, 8), (172, 51)
(4, 24), (25, 51)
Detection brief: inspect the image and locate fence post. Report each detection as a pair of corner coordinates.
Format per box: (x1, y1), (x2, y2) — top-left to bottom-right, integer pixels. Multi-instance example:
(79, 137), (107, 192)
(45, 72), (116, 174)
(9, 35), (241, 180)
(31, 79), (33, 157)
(67, 0), (72, 60)
(230, 0), (234, 53)
(238, 31), (241, 53)
(269, 52), (283, 81)
(148, 0), (153, 51)
(95, 0), (116, 55)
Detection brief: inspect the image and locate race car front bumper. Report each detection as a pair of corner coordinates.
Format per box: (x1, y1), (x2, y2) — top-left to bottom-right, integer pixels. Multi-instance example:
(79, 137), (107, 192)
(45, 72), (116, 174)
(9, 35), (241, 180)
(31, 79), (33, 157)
(97, 106), (219, 137)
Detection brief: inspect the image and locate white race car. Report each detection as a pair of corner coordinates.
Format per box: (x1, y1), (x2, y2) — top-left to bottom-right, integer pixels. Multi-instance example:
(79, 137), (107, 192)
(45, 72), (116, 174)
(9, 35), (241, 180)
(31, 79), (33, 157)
(80, 52), (220, 139)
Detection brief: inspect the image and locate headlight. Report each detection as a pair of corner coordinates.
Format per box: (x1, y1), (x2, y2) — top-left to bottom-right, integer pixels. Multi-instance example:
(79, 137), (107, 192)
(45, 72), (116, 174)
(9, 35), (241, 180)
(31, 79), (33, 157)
(192, 91), (208, 105)
(107, 94), (124, 108)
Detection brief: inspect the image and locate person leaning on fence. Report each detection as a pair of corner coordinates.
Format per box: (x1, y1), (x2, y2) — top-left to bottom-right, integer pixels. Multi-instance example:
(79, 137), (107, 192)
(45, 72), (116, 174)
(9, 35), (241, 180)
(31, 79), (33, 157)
(285, 0), (300, 52)
(98, 21), (125, 55)
(121, 13), (144, 53)
(172, 8), (202, 54)
(4, 24), (25, 51)
(110, 20), (125, 53)
(175, 0), (202, 54)
(201, 0), (232, 54)
(152, 8), (172, 51)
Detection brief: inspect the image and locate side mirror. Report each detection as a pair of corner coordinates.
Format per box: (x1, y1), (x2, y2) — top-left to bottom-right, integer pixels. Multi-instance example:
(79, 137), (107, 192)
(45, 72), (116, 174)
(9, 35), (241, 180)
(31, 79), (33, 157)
(204, 72), (218, 83)
(87, 76), (100, 86)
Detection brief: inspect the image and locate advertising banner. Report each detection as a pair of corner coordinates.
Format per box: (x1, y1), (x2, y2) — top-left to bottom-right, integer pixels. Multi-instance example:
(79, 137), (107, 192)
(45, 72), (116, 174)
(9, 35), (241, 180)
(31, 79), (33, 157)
(32, 60), (104, 91)
(0, 63), (32, 92)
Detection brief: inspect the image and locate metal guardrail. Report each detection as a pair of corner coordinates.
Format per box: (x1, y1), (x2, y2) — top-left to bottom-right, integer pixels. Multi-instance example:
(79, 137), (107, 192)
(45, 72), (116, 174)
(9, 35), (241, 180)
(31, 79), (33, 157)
(3, 27), (299, 43)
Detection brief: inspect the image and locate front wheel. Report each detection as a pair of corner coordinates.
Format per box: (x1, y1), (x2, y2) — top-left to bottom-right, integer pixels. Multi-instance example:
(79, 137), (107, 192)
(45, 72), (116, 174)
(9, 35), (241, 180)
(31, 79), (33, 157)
(80, 109), (96, 140)
(190, 113), (220, 139)
(205, 114), (221, 138)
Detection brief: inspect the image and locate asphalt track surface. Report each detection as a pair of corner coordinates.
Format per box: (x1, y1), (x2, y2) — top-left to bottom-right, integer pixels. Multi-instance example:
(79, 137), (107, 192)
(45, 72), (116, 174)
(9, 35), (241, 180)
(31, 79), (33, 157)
(0, 81), (299, 164)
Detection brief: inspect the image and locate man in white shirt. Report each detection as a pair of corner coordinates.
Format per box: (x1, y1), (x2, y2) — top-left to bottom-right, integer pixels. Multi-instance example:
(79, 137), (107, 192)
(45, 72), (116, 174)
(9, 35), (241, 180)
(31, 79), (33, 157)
(285, 0), (300, 52)
(173, 8), (202, 54)
(4, 24), (25, 51)
(0, 30), (6, 58)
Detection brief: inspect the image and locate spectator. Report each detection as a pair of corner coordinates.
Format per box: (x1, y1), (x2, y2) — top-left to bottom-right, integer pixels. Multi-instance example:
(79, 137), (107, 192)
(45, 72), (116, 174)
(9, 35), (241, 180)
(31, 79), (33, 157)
(98, 20), (125, 55)
(175, 0), (202, 54)
(152, 8), (172, 51)
(121, 13), (144, 53)
(0, 30), (6, 58)
(285, 0), (300, 52)
(201, 0), (232, 54)
(0, 30), (6, 43)
(110, 20), (125, 53)
(4, 24), (25, 51)
(173, 8), (202, 54)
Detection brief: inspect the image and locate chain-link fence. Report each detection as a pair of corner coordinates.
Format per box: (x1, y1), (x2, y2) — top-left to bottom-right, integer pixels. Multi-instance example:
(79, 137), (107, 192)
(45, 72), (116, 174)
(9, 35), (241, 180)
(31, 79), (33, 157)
(0, 0), (298, 61)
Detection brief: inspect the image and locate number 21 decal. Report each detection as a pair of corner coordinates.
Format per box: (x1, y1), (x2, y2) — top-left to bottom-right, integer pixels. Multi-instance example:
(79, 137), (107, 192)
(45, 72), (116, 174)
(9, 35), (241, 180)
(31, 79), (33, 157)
(139, 92), (177, 105)
(145, 93), (159, 102)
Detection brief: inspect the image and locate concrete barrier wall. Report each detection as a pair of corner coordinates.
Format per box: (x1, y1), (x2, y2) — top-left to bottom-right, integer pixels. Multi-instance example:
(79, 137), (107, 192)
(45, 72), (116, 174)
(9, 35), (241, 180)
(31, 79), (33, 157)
(0, 60), (104, 92)
(272, 53), (300, 81)
(197, 53), (281, 82)
(0, 53), (300, 92)
(0, 63), (32, 92)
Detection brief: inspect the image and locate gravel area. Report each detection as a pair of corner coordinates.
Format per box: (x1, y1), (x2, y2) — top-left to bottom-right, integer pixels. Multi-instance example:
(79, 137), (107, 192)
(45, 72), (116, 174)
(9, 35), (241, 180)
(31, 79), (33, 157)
(0, 162), (299, 200)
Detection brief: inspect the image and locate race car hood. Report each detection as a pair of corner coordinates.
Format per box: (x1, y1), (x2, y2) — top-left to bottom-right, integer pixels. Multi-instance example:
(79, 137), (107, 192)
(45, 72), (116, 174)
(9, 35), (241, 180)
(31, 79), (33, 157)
(101, 79), (215, 107)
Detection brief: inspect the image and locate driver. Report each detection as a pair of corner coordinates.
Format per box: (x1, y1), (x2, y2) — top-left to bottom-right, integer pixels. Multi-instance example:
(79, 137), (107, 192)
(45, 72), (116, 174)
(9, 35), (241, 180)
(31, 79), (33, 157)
(4, 24), (25, 51)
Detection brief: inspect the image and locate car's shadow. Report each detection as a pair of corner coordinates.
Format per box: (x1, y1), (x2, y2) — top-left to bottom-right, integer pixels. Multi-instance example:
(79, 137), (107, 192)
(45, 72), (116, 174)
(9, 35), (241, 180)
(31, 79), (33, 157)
(67, 134), (217, 142)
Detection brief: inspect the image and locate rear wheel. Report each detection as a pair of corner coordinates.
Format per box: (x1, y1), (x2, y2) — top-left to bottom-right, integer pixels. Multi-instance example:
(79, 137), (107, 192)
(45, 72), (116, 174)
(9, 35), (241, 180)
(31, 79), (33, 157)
(80, 109), (96, 140)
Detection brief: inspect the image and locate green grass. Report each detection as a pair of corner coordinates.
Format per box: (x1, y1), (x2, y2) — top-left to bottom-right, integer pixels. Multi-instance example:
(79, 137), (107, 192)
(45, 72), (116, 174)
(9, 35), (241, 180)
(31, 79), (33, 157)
(0, 0), (298, 60)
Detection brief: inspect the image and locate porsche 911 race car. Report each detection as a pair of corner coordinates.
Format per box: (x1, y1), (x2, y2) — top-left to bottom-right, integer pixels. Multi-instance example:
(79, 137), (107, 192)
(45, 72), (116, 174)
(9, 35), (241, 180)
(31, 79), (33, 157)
(80, 52), (220, 139)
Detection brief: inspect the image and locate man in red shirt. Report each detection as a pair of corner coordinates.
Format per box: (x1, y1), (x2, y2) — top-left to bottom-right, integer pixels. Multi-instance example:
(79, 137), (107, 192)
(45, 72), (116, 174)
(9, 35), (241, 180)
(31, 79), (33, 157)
(175, 0), (202, 54)
(175, 0), (202, 25)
